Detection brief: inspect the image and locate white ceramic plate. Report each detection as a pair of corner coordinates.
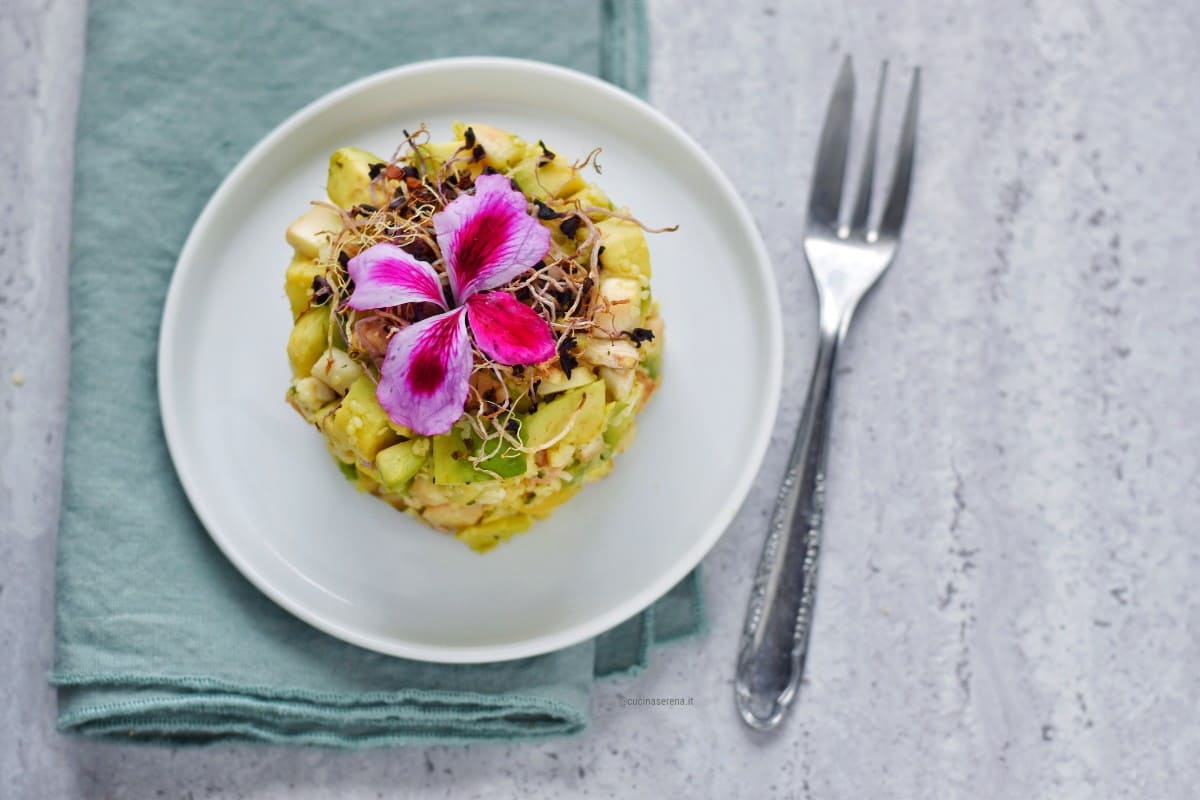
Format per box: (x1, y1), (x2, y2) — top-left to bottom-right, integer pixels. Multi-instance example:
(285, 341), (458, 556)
(159, 57), (782, 663)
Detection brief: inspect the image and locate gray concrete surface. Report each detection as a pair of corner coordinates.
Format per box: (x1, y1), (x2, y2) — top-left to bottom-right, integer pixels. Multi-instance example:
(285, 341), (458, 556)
(3, 0), (1199, 797)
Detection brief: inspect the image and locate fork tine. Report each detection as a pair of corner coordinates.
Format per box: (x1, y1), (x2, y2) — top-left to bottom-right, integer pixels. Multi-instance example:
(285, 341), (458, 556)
(807, 56), (855, 228)
(849, 61), (889, 235)
(876, 67), (921, 237)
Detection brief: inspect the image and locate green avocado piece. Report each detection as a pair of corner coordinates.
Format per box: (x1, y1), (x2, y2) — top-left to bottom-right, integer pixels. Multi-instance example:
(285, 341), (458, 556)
(415, 140), (463, 176)
(432, 424), (526, 485)
(376, 438), (430, 491)
(286, 204), (344, 259)
(324, 375), (404, 461)
(509, 155), (586, 201)
(521, 379), (606, 450)
(284, 255), (324, 319)
(596, 214), (651, 278)
(286, 307), (330, 377)
(565, 184), (614, 212)
(455, 122), (528, 168)
(603, 400), (635, 448)
(327, 146), (385, 209)
(537, 364), (597, 396)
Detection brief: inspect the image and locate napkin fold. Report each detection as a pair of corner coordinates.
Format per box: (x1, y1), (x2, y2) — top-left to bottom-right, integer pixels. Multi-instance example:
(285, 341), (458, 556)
(52, 0), (705, 746)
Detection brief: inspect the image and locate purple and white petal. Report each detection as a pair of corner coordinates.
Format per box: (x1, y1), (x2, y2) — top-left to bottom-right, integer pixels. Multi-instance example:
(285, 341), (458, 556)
(345, 242), (446, 311)
(465, 291), (557, 366)
(433, 173), (551, 303)
(376, 307), (471, 435)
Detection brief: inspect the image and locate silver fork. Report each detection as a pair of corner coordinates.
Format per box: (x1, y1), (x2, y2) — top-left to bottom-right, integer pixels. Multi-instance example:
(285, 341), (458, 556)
(734, 57), (921, 731)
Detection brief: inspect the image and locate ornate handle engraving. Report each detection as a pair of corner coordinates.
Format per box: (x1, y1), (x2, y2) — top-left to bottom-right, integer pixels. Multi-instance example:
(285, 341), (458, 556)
(735, 312), (842, 731)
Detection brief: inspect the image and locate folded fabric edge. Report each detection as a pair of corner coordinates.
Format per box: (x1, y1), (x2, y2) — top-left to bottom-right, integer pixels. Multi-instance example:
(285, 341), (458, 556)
(651, 568), (710, 644)
(51, 671), (583, 713)
(61, 716), (582, 748)
(56, 689), (574, 724)
(53, 676), (586, 747)
(594, 603), (654, 679)
(594, 568), (709, 679)
(601, 0), (649, 97)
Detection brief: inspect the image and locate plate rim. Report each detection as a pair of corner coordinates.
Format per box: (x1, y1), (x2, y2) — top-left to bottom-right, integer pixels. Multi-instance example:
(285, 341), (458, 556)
(158, 56), (783, 663)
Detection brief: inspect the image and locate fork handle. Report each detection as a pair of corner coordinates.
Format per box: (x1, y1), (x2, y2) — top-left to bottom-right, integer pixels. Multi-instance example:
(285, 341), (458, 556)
(735, 303), (846, 731)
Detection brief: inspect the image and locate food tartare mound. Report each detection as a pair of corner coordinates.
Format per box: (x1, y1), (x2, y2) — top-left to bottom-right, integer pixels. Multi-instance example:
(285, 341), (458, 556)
(283, 123), (665, 551)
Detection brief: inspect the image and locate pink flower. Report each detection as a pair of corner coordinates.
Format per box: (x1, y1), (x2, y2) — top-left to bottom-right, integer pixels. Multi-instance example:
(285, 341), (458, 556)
(344, 174), (555, 435)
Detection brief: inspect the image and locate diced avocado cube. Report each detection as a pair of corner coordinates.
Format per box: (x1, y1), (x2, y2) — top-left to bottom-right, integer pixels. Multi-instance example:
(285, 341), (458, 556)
(284, 255), (325, 318)
(509, 155), (586, 201)
(415, 140), (463, 175)
(455, 122), (528, 168)
(288, 376), (336, 419)
(376, 438), (430, 491)
(602, 371), (646, 448)
(603, 399), (636, 448)
(455, 514), (533, 553)
(520, 392), (575, 450)
(521, 379), (606, 450)
(432, 424), (527, 485)
(308, 399), (341, 427)
(594, 276), (643, 334)
(287, 308), (330, 377)
(565, 184), (613, 212)
(568, 380), (607, 444)
(598, 366), (636, 403)
(327, 146), (385, 209)
(431, 427), (477, 485)
(537, 364), (597, 396)
(285, 204), (344, 259)
(309, 347), (362, 394)
(323, 375), (403, 461)
(479, 447), (528, 478)
(596, 214), (651, 278)
(577, 336), (640, 370)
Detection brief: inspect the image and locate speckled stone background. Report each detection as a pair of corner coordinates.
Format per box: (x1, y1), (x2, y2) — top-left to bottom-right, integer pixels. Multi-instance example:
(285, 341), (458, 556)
(3, 0), (1199, 797)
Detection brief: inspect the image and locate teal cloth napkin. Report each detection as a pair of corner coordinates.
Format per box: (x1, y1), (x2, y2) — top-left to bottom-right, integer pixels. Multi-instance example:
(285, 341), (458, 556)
(52, 0), (706, 746)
